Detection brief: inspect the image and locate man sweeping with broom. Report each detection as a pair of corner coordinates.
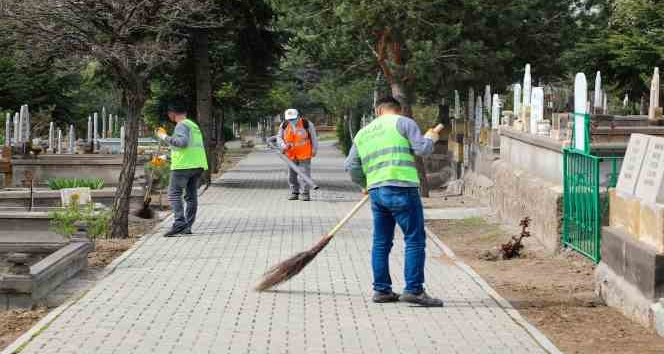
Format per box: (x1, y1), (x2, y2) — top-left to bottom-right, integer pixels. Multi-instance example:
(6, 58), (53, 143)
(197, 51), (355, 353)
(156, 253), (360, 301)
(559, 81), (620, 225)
(156, 103), (209, 237)
(344, 96), (443, 307)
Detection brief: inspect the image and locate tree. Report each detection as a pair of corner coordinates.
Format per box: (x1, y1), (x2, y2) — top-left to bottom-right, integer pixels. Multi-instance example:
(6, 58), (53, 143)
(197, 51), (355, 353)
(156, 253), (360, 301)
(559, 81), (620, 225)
(3, 0), (213, 238)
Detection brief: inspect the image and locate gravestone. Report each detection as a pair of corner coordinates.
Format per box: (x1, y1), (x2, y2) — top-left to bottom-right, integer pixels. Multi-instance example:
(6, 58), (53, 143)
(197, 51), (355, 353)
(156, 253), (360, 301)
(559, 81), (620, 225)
(594, 71), (602, 113)
(60, 188), (92, 207)
(574, 73), (588, 152)
(523, 64), (532, 108)
(513, 84), (521, 117)
(649, 67), (660, 121)
(491, 94), (500, 129)
(616, 134), (651, 196)
(5, 113), (11, 147)
(531, 87), (544, 135)
(635, 137), (664, 204)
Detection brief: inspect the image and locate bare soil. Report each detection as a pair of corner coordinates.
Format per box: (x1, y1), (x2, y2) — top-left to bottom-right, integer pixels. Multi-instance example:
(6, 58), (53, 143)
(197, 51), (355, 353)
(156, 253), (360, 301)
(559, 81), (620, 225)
(427, 214), (664, 354)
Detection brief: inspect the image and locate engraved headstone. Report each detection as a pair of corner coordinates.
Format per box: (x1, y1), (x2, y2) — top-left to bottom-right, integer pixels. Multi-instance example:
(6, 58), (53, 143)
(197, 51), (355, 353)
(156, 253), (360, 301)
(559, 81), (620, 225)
(454, 90), (460, 120)
(48, 122), (54, 153)
(468, 88), (475, 121)
(12, 113), (18, 145)
(617, 134), (651, 196)
(20, 105), (30, 143)
(649, 67), (660, 120)
(60, 187), (92, 207)
(475, 95), (483, 141)
(102, 107), (107, 139)
(635, 136), (664, 204)
(93, 113), (99, 143)
(484, 85), (491, 126)
(623, 94), (629, 108)
(120, 125), (125, 153)
(57, 129), (62, 154)
(68, 125), (75, 154)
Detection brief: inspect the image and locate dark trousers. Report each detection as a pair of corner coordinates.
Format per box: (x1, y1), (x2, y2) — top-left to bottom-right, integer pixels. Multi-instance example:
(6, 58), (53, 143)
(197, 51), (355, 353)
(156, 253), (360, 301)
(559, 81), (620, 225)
(168, 168), (203, 231)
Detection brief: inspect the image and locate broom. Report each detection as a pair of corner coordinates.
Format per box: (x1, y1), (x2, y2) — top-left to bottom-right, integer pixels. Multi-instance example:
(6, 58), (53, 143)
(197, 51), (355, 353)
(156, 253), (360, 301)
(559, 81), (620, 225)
(255, 194), (370, 291)
(135, 134), (167, 219)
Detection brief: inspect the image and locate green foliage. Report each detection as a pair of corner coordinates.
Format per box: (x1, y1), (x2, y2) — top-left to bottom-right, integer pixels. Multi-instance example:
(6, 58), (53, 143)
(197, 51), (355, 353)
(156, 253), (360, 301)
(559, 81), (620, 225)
(47, 178), (104, 190)
(336, 117), (352, 156)
(145, 160), (171, 190)
(50, 201), (111, 240)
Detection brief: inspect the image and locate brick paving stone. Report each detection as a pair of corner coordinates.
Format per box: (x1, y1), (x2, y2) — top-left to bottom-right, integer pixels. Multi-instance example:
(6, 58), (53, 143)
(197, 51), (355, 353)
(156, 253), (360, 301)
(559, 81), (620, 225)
(14, 142), (558, 354)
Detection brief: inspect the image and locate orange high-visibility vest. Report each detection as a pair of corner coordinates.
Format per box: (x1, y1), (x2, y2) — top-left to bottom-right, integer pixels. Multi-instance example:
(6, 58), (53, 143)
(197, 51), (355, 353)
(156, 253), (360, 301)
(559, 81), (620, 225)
(283, 119), (313, 161)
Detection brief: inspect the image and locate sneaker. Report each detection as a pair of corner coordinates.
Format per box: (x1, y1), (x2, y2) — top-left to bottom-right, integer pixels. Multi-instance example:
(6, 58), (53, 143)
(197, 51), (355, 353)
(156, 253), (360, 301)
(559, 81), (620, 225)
(288, 193), (299, 200)
(163, 226), (186, 237)
(372, 291), (400, 303)
(300, 194), (311, 201)
(183, 228), (192, 235)
(399, 291), (444, 307)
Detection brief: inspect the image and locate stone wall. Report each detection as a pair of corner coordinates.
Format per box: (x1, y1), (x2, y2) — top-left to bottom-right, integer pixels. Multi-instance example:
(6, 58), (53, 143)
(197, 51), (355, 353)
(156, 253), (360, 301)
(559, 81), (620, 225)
(464, 159), (563, 253)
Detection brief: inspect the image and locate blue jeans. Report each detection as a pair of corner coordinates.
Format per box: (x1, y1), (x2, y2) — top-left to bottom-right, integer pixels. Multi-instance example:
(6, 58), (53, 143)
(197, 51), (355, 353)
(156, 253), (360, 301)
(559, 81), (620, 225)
(168, 168), (203, 231)
(369, 186), (426, 294)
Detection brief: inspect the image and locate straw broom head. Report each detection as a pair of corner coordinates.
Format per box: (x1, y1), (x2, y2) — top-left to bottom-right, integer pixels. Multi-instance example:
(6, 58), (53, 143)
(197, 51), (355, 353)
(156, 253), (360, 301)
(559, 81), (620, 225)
(255, 234), (333, 292)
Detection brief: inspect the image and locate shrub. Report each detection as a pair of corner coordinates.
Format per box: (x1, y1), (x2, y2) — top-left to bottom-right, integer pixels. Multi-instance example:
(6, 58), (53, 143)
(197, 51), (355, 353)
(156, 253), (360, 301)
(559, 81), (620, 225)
(145, 158), (171, 189)
(49, 200), (111, 240)
(48, 178), (104, 190)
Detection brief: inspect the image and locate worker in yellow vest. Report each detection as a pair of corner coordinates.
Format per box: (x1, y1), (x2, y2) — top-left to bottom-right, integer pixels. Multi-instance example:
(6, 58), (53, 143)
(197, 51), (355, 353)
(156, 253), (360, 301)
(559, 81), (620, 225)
(156, 103), (209, 237)
(345, 96), (442, 307)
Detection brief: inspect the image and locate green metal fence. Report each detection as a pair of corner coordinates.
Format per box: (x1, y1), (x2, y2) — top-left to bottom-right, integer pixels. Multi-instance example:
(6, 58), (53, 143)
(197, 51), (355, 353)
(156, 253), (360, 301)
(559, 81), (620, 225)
(562, 148), (622, 263)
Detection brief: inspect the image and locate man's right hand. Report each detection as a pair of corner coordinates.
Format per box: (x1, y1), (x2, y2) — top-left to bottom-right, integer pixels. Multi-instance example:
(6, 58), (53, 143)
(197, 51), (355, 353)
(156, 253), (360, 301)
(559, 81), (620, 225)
(282, 143), (292, 154)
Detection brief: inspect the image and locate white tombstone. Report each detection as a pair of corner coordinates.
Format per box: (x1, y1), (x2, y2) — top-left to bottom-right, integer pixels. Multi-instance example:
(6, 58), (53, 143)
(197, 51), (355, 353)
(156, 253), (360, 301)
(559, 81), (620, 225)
(623, 94), (629, 108)
(68, 125), (75, 154)
(468, 88), (475, 122)
(17, 110), (23, 144)
(649, 67), (660, 120)
(454, 90), (460, 120)
(87, 116), (92, 143)
(531, 87), (544, 134)
(484, 85), (491, 124)
(110, 114), (115, 137)
(48, 122), (55, 153)
(523, 64), (532, 107)
(57, 129), (62, 154)
(514, 84), (522, 117)
(93, 113), (99, 143)
(491, 94), (501, 129)
(4, 113), (11, 147)
(120, 126), (125, 153)
(12, 113), (19, 146)
(60, 187), (92, 207)
(635, 136), (664, 204)
(574, 73), (588, 152)
(617, 134), (651, 196)
(594, 71), (602, 112)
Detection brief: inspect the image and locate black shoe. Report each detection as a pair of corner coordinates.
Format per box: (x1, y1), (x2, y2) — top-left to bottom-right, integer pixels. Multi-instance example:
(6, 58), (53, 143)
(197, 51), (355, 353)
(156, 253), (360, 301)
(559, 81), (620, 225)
(300, 194), (311, 201)
(399, 291), (444, 307)
(184, 229), (192, 235)
(288, 193), (299, 200)
(372, 291), (400, 303)
(163, 226), (186, 237)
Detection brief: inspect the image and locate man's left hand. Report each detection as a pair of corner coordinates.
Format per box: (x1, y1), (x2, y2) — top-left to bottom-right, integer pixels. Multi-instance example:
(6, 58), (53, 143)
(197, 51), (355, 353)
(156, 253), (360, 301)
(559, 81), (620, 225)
(424, 129), (440, 143)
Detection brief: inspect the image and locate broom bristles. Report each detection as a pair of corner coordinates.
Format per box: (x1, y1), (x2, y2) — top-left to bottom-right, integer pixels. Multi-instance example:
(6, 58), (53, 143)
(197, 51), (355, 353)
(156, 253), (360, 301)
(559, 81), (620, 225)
(255, 235), (333, 292)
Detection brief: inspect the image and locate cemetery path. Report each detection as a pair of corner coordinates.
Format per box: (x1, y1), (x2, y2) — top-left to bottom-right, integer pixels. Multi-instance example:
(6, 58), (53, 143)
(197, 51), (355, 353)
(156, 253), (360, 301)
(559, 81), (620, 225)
(11, 142), (559, 354)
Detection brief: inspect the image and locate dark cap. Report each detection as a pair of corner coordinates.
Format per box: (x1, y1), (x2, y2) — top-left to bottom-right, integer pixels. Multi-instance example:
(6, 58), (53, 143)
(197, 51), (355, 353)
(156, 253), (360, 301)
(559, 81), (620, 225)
(167, 103), (187, 114)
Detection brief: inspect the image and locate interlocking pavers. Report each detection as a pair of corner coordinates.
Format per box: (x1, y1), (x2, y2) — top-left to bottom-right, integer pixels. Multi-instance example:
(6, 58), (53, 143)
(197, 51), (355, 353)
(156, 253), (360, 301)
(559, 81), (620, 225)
(12, 143), (558, 354)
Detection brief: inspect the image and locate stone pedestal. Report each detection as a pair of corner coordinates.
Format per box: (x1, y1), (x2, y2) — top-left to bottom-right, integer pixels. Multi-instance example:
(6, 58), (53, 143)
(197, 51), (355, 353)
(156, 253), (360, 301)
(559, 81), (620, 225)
(596, 227), (664, 336)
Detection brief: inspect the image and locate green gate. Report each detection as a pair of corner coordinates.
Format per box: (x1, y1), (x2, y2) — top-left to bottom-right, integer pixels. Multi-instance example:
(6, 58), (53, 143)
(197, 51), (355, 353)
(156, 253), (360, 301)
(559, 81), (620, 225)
(562, 148), (622, 263)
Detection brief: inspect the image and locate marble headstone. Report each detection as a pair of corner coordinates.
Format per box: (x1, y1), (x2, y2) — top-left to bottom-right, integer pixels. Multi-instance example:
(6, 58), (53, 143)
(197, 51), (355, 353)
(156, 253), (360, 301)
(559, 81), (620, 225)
(491, 94), (500, 129)
(60, 187), (92, 207)
(594, 71), (602, 112)
(514, 84), (522, 117)
(617, 134), (651, 196)
(635, 136), (664, 204)
(523, 64), (532, 108)
(4, 113), (10, 147)
(574, 73), (588, 152)
(649, 67), (660, 120)
(531, 87), (544, 135)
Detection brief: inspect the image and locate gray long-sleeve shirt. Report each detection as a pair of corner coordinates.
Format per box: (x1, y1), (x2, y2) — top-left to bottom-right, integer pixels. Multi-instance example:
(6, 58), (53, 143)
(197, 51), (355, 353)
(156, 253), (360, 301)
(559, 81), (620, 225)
(344, 115), (434, 189)
(276, 119), (319, 158)
(164, 121), (191, 148)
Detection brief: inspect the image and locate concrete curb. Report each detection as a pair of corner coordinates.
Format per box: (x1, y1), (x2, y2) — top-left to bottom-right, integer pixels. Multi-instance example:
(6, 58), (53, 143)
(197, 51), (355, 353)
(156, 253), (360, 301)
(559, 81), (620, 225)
(425, 225), (563, 354)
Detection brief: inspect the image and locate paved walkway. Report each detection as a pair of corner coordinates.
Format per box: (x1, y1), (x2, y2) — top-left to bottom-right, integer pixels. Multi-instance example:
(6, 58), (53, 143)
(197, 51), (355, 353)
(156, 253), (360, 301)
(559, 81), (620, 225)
(12, 143), (558, 354)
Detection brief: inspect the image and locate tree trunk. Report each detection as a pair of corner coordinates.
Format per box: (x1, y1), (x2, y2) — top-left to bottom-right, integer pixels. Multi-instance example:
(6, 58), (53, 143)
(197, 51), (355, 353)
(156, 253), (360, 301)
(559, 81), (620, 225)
(110, 87), (145, 238)
(193, 30), (215, 175)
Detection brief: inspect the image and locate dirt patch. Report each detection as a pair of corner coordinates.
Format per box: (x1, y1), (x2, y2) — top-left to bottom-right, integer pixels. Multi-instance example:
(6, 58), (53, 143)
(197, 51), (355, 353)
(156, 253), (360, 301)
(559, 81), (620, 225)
(0, 306), (48, 351)
(88, 238), (138, 268)
(428, 217), (664, 354)
(422, 191), (483, 209)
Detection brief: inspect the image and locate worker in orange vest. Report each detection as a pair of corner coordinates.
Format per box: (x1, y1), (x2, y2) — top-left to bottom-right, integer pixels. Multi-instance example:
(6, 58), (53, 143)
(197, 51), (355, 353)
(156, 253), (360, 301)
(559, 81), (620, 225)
(277, 108), (318, 201)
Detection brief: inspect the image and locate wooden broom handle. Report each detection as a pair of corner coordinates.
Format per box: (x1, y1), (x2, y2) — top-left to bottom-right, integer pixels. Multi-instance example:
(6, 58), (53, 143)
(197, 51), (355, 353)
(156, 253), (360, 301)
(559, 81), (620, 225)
(328, 195), (370, 237)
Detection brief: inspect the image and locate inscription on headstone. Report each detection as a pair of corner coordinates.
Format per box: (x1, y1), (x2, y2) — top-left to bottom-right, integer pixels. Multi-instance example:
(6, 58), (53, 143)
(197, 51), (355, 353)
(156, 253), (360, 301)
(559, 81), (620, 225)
(617, 134), (650, 196)
(635, 136), (664, 204)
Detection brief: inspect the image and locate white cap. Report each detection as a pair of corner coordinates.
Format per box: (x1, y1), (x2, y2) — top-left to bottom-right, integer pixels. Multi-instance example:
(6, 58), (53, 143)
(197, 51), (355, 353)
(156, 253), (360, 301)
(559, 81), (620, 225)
(284, 108), (299, 120)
